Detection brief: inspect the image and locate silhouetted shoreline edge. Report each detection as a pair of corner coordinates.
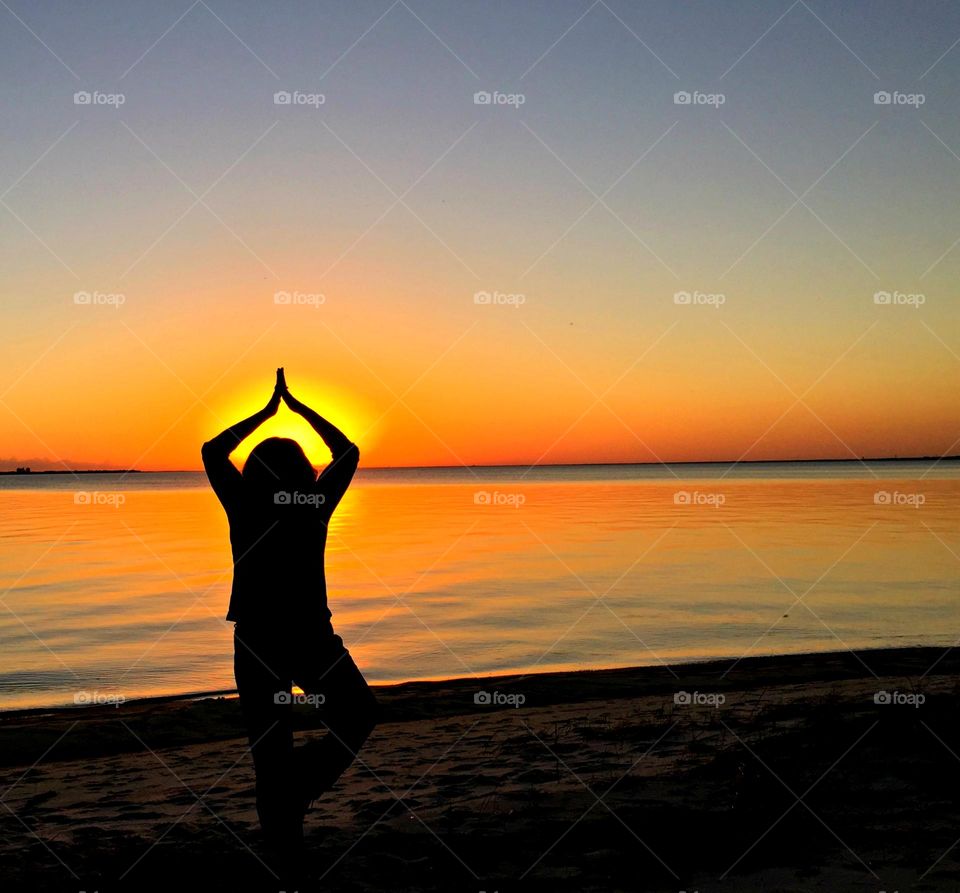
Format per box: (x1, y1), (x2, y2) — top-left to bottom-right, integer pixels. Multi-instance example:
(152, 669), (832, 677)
(0, 645), (953, 764)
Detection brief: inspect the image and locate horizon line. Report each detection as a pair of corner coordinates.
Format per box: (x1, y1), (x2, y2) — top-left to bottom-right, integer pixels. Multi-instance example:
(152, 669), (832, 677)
(4, 454), (959, 474)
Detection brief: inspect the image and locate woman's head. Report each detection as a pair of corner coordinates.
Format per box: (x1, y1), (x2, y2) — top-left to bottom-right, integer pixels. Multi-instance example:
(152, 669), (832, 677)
(243, 437), (316, 493)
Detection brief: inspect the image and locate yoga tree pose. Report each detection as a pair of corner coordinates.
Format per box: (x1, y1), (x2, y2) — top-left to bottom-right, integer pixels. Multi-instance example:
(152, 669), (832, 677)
(202, 368), (378, 869)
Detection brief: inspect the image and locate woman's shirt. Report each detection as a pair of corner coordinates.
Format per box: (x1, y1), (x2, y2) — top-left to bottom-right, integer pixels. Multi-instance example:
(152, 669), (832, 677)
(202, 442), (359, 631)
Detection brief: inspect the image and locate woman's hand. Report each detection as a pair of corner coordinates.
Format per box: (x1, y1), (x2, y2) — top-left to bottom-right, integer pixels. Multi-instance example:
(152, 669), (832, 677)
(266, 367), (286, 415)
(280, 374), (305, 414)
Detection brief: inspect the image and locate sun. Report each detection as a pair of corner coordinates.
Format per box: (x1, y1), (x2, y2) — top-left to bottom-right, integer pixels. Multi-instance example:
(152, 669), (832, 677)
(208, 379), (379, 469)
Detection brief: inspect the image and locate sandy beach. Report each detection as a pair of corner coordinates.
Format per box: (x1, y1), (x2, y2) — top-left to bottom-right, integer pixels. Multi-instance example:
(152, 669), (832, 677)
(0, 646), (955, 891)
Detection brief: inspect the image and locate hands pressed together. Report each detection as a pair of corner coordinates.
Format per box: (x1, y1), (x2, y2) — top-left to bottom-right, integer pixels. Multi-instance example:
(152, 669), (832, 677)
(266, 367), (305, 416)
(203, 366), (355, 474)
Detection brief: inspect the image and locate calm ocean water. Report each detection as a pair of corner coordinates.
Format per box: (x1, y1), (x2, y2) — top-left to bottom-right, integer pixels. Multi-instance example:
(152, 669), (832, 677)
(0, 461), (957, 710)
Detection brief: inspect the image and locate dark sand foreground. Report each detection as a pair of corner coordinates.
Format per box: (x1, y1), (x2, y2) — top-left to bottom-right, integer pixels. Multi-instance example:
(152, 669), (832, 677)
(1, 647), (958, 892)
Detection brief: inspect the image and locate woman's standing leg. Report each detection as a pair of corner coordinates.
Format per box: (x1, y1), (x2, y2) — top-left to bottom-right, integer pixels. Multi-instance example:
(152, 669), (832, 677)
(234, 625), (301, 850)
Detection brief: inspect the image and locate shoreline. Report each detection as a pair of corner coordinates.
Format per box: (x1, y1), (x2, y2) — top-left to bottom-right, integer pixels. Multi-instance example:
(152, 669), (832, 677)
(0, 641), (950, 721)
(1, 644), (953, 768)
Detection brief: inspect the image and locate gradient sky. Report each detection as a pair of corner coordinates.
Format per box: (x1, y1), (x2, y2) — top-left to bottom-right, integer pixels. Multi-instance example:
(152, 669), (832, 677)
(2, 0), (959, 469)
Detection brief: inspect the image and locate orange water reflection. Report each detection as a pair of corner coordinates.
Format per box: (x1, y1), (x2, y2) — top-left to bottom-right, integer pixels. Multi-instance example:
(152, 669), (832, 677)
(0, 473), (957, 708)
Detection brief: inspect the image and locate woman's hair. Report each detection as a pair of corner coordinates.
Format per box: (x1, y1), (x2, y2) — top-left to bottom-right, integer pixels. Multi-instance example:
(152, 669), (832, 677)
(242, 437), (317, 492)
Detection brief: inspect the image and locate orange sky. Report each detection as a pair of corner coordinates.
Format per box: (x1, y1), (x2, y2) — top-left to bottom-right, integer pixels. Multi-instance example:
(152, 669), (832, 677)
(3, 270), (958, 470)
(3, 1), (960, 470)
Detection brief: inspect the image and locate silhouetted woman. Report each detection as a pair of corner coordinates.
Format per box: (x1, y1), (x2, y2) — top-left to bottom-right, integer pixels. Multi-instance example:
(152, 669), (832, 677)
(202, 368), (378, 865)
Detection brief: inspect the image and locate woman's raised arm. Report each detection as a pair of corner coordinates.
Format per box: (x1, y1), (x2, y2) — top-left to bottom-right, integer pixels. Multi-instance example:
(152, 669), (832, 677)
(281, 382), (356, 460)
(281, 376), (359, 512)
(203, 369), (284, 458)
(201, 368), (285, 507)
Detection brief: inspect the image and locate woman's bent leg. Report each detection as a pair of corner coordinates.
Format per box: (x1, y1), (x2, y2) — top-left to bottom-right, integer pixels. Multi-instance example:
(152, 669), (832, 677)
(294, 635), (380, 802)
